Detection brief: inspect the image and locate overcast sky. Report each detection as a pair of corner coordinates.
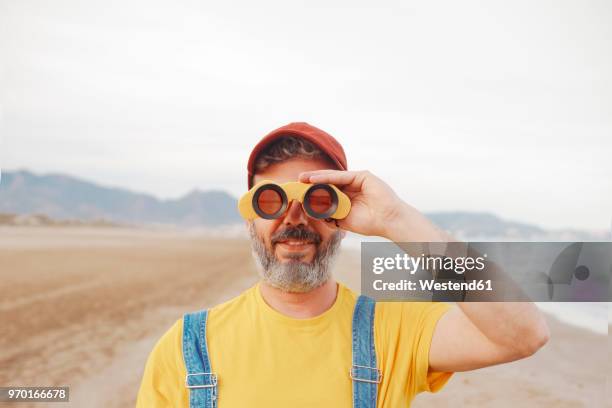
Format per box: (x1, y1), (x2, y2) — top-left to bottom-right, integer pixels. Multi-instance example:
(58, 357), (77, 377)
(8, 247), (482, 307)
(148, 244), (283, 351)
(1, 0), (610, 231)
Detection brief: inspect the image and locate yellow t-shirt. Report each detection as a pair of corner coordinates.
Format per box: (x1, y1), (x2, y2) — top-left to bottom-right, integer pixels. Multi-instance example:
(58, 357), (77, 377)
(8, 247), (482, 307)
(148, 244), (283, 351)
(136, 281), (453, 407)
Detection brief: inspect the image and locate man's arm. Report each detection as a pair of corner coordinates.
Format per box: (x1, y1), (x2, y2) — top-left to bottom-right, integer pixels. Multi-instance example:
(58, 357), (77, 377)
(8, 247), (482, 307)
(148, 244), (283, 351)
(428, 302), (549, 372)
(299, 169), (550, 373)
(384, 201), (550, 372)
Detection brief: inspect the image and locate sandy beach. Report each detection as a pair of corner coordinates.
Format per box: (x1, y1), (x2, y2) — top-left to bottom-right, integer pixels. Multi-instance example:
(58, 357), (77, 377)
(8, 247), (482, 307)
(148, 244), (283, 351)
(0, 226), (608, 407)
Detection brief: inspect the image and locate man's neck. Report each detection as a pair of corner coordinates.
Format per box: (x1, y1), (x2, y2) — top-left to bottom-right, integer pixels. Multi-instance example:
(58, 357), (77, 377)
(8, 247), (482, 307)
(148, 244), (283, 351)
(258, 279), (339, 319)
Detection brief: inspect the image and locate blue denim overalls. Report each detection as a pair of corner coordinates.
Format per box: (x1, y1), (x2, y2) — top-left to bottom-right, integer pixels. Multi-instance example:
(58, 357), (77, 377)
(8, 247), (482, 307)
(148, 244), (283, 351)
(182, 295), (380, 408)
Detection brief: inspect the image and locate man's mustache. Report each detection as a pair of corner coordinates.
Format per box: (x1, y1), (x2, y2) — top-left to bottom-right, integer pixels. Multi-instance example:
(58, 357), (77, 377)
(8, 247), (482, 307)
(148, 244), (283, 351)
(271, 226), (322, 245)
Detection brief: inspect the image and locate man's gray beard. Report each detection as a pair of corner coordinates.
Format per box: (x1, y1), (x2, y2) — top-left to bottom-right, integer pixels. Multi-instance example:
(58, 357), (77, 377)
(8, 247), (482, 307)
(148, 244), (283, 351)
(248, 223), (342, 293)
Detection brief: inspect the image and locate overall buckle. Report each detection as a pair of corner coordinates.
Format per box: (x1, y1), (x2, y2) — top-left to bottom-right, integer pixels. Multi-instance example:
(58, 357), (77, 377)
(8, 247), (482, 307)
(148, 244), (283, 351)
(185, 372), (218, 389)
(350, 364), (382, 384)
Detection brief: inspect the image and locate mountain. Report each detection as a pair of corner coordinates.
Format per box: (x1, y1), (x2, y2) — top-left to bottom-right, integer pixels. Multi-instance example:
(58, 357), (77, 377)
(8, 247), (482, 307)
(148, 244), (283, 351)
(426, 211), (545, 240)
(0, 169), (604, 239)
(0, 170), (241, 226)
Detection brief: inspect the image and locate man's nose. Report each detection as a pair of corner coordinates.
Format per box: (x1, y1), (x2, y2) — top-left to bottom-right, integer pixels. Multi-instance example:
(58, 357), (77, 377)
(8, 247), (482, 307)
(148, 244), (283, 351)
(282, 199), (308, 226)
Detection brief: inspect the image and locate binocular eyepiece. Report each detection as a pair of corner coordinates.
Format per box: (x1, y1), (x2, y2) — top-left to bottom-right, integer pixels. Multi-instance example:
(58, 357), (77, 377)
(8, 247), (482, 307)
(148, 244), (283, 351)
(238, 180), (351, 221)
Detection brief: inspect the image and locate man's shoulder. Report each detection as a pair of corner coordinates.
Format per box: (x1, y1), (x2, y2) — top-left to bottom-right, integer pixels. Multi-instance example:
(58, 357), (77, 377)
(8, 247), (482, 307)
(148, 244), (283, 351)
(200, 283), (259, 328)
(159, 284), (256, 340)
(209, 283), (256, 311)
(339, 282), (446, 318)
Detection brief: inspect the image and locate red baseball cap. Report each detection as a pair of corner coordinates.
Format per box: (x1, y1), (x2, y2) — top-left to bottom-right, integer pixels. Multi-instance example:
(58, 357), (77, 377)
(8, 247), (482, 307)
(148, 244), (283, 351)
(247, 122), (348, 189)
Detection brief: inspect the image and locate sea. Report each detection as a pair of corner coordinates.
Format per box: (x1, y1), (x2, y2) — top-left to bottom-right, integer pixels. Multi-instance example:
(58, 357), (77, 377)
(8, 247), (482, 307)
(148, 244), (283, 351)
(536, 302), (609, 335)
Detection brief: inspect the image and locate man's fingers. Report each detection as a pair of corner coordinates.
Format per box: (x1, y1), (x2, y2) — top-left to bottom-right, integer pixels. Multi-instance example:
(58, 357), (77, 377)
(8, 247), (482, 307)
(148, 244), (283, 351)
(299, 170), (363, 187)
(310, 173), (357, 186)
(298, 169), (342, 182)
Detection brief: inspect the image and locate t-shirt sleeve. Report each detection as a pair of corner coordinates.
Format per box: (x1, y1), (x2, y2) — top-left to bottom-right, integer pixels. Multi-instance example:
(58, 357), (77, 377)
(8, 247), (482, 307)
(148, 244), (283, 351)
(376, 301), (454, 398)
(136, 318), (185, 408)
(411, 302), (454, 394)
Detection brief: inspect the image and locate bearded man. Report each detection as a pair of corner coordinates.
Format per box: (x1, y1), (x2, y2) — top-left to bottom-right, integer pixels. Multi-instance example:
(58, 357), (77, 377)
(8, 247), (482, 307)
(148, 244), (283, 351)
(136, 122), (549, 408)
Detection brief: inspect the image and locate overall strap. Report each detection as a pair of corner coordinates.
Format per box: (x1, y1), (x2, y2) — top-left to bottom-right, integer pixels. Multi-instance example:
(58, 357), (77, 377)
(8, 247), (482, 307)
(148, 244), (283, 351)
(182, 310), (218, 408)
(351, 295), (381, 408)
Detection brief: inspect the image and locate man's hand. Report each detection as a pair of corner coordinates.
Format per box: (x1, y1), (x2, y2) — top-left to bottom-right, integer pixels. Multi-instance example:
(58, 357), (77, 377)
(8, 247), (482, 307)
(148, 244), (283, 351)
(299, 169), (451, 241)
(301, 168), (550, 373)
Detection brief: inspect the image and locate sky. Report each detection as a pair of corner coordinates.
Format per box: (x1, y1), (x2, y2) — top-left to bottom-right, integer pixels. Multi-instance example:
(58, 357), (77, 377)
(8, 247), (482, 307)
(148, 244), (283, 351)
(1, 0), (610, 231)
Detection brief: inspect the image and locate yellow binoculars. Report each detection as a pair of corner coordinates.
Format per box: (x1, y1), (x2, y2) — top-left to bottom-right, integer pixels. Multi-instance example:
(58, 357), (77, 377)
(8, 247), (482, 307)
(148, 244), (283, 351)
(238, 180), (351, 220)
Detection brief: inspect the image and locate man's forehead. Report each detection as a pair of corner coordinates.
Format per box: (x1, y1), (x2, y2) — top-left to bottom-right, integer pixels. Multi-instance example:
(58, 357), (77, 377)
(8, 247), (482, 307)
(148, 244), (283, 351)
(252, 157), (336, 185)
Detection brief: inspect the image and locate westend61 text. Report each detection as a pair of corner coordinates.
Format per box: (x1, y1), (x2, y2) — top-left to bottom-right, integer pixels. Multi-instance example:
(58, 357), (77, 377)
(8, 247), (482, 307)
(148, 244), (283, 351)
(373, 279), (493, 292)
